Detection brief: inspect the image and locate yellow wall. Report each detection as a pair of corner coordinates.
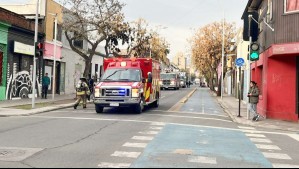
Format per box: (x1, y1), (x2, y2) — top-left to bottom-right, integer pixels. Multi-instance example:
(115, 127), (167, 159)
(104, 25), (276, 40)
(45, 0), (63, 42)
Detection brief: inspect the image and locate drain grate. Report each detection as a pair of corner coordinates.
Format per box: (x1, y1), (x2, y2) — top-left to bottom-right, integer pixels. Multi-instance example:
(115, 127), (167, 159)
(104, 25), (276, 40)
(0, 147), (43, 162)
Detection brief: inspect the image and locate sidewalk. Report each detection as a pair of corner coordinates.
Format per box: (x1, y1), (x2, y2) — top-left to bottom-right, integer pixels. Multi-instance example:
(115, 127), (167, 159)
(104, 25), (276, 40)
(0, 94), (77, 117)
(215, 93), (299, 132)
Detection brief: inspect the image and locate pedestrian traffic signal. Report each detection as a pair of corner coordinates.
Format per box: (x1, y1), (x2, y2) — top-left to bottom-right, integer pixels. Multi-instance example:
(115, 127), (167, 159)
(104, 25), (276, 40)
(35, 42), (43, 57)
(250, 42), (260, 61)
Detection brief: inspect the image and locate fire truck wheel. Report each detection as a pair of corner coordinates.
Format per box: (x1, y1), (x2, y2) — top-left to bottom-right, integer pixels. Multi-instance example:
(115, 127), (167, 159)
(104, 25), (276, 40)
(153, 99), (159, 108)
(135, 98), (144, 114)
(95, 105), (104, 113)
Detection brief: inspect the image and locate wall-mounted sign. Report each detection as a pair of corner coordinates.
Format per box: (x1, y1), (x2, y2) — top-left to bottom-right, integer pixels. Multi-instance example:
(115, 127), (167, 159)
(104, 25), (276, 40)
(14, 41), (34, 56)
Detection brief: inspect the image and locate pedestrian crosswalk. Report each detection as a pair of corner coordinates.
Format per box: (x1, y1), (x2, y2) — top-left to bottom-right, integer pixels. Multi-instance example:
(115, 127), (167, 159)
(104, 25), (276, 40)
(239, 125), (299, 168)
(97, 124), (299, 168)
(98, 122), (166, 168)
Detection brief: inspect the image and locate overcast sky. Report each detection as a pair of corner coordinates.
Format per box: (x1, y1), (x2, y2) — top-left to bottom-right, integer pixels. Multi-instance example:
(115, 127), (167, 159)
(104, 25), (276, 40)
(1, 0), (248, 59)
(118, 0), (248, 59)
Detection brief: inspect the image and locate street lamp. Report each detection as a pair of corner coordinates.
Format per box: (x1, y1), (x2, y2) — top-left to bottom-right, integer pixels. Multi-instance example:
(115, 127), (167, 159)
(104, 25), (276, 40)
(49, 13), (58, 101)
(32, 0), (39, 109)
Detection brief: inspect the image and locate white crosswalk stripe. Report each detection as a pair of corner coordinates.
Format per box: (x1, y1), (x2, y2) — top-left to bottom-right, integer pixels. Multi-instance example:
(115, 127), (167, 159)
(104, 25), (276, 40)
(150, 126), (163, 130)
(132, 136), (153, 141)
(123, 142), (147, 148)
(246, 134), (266, 138)
(188, 156), (217, 164)
(250, 138), (272, 143)
(255, 144), (281, 150)
(98, 162), (131, 168)
(111, 151), (141, 158)
(139, 131), (159, 135)
(272, 163), (299, 168)
(263, 152), (292, 160)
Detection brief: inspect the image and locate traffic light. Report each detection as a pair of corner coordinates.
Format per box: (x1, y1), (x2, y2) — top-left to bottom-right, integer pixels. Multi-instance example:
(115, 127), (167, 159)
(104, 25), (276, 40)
(250, 42), (260, 61)
(35, 42), (43, 57)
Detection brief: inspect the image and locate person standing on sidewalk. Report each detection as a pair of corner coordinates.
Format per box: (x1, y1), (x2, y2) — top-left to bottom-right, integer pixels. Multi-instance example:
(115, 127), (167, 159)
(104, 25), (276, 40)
(74, 77), (90, 109)
(248, 81), (260, 121)
(42, 73), (50, 99)
(87, 75), (95, 101)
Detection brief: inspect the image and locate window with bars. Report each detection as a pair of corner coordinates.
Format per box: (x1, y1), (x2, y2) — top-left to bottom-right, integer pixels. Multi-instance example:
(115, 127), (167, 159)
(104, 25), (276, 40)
(285, 0), (299, 13)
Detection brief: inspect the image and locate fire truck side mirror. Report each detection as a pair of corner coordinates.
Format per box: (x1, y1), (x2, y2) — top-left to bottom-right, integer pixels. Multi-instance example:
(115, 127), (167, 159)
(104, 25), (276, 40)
(142, 78), (146, 83)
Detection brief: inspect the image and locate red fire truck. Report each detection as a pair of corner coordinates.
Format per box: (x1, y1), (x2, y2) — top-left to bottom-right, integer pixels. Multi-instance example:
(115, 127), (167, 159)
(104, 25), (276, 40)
(94, 57), (161, 113)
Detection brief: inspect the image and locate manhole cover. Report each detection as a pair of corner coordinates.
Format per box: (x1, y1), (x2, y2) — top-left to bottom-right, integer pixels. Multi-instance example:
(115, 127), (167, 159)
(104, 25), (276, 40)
(0, 147), (43, 162)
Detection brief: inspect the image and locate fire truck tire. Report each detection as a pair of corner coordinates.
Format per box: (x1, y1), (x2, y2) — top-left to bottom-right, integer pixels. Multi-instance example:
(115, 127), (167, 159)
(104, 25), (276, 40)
(135, 98), (144, 114)
(95, 105), (104, 113)
(153, 99), (159, 108)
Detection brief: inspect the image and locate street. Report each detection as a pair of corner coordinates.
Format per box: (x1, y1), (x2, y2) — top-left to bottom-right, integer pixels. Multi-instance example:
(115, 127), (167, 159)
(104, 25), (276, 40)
(0, 86), (299, 168)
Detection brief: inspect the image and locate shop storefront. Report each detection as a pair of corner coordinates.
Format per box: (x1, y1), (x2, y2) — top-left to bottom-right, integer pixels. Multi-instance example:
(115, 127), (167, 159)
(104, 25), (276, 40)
(0, 22), (9, 100)
(6, 26), (43, 100)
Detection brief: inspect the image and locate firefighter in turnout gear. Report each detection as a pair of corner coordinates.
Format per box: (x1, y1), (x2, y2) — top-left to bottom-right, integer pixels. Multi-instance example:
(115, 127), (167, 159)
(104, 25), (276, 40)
(74, 77), (90, 109)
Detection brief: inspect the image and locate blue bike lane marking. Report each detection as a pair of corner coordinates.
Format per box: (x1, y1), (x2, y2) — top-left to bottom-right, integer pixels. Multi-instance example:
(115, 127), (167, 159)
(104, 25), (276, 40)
(131, 124), (272, 168)
(180, 89), (225, 115)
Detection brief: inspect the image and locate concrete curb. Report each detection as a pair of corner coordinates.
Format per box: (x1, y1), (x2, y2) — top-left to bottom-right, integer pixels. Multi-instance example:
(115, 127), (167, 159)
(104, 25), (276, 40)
(217, 98), (299, 132)
(0, 103), (75, 117)
(181, 88), (197, 103)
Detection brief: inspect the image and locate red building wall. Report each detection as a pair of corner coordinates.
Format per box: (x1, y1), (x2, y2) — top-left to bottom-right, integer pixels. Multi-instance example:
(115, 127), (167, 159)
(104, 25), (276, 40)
(252, 44), (298, 122)
(267, 56), (297, 121)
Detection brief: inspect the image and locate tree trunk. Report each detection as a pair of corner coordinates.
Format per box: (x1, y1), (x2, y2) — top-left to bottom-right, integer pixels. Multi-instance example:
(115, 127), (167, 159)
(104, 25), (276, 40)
(83, 59), (92, 78)
(217, 78), (222, 96)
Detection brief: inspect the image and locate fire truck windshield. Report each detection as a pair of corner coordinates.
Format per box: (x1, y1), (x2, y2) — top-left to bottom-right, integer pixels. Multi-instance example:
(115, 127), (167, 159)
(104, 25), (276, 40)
(102, 68), (141, 82)
(161, 73), (176, 79)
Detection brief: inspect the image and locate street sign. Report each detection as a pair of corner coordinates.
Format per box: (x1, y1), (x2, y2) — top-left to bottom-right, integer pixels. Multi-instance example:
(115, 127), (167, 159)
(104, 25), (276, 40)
(235, 58), (245, 67)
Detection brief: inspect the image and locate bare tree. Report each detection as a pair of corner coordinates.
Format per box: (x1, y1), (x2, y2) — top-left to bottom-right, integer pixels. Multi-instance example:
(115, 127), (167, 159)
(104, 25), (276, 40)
(62, 0), (126, 77)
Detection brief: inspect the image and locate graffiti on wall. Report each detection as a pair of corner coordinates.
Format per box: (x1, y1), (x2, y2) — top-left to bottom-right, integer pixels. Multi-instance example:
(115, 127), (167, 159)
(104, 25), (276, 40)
(6, 63), (40, 100)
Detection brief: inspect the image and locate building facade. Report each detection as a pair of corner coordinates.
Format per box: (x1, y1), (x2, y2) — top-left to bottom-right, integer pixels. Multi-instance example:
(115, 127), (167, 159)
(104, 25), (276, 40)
(0, 7), (44, 100)
(0, 21), (9, 100)
(243, 0), (299, 121)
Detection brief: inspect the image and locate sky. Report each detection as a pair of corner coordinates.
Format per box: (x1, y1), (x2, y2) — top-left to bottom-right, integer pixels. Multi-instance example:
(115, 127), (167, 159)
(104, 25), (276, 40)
(118, 0), (248, 60)
(1, 0), (248, 60)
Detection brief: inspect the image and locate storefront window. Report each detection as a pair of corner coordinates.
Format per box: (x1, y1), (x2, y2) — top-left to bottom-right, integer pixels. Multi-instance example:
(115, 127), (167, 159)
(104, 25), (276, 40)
(285, 0), (299, 13)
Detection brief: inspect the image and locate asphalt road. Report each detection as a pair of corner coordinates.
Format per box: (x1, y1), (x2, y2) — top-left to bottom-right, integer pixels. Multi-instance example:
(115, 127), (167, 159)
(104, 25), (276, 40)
(0, 86), (299, 168)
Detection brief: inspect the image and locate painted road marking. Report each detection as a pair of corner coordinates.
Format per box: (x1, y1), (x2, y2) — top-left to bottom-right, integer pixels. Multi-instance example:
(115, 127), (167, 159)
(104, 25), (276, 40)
(238, 126), (255, 130)
(255, 144), (281, 150)
(98, 162), (130, 168)
(131, 124), (273, 168)
(188, 156), (217, 164)
(144, 113), (232, 123)
(154, 110), (229, 118)
(262, 152), (292, 160)
(132, 136), (153, 141)
(123, 142), (147, 148)
(150, 122), (166, 126)
(149, 127), (163, 130)
(139, 131), (159, 135)
(272, 163), (299, 168)
(288, 134), (299, 142)
(26, 116), (295, 136)
(111, 151), (141, 158)
(250, 138), (272, 143)
(245, 134), (266, 138)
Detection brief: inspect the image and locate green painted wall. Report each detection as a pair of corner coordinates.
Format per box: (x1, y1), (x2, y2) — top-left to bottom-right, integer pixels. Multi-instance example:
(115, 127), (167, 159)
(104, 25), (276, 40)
(0, 22), (10, 100)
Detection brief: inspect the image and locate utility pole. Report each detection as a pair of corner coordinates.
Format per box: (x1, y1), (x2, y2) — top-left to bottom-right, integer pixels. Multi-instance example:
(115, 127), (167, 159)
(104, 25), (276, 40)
(221, 13), (225, 100)
(51, 13), (58, 101)
(247, 14), (253, 120)
(32, 0), (39, 109)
